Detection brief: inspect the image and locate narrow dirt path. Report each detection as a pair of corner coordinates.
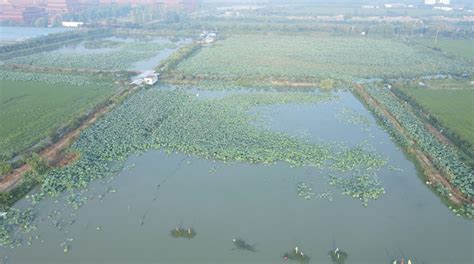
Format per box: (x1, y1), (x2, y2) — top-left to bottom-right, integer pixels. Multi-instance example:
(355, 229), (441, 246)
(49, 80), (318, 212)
(353, 84), (473, 205)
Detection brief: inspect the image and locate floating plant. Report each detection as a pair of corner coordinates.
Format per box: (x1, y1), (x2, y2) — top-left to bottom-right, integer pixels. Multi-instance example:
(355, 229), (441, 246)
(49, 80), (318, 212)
(335, 107), (370, 130)
(329, 174), (385, 207)
(282, 246), (310, 263)
(329, 248), (348, 264)
(170, 227), (196, 239)
(297, 182), (315, 200)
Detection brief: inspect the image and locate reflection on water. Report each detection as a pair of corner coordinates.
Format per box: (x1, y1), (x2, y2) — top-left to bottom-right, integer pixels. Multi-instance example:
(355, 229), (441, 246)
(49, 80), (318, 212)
(0, 26), (71, 42)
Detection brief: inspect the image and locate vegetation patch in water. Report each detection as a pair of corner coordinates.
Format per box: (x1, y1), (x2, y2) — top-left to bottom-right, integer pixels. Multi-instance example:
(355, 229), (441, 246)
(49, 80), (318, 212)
(0, 208), (36, 247)
(5, 41), (178, 71)
(282, 246), (310, 263)
(329, 174), (385, 207)
(329, 248), (348, 264)
(297, 182), (315, 200)
(170, 227), (196, 239)
(335, 107), (370, 130)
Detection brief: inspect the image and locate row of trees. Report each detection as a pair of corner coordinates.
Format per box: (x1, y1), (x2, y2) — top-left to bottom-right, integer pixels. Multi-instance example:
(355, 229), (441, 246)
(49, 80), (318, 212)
(63, 4), (132, 24)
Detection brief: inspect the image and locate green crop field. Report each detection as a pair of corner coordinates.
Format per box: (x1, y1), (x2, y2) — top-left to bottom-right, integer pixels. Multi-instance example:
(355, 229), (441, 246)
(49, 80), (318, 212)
(175, 35), (471, 82)
(415, 38), (474, 61)
(0, 75), (116, 159)
(398, 79), (474, 146)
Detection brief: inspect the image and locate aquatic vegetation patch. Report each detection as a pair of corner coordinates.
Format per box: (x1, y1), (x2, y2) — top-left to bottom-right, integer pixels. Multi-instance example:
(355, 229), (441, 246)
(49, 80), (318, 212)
(170, 227), (196, 239)
(0, 208), (35, 247)
(5, 41), (178, 71)
(315, 191), (333, 201)
(330, 144), (387, 173)
(282, 246), (310, 263)
(329, 174), (385, 207)
(296, 182), (315, 200)
(329, 248), (348, 264)
(335, 107), (370, 130)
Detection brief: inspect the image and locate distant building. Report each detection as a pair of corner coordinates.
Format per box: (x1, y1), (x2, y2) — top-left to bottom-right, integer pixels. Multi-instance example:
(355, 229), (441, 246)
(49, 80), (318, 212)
(164, 0), (197, 12)
(384, 3), (407, 9)
(0, 7), (23, 23)
(0, 3), (46, 24)
(23, 6), (47, 24)
(424, 0), (450, 5)
(61, 21), (84, 27)
(434, 6), (453, 11)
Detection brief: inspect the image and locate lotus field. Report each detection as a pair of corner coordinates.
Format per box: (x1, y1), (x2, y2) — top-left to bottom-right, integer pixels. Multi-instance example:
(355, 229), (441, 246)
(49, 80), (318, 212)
(175, 35), (471, 82)
(365, 85), (474, 199)
(4, 40), (177, 71)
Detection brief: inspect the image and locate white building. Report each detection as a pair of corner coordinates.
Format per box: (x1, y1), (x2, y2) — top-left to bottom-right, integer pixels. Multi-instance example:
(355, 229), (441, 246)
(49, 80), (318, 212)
(144, 74), (158, 85)
(61, 21), (84, 28)
(424, 0), (450, 5)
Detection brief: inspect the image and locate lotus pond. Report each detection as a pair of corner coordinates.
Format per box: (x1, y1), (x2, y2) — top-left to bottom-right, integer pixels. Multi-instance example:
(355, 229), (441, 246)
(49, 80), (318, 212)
(3, 36), (188, 71)
(0, 87), (472, 264)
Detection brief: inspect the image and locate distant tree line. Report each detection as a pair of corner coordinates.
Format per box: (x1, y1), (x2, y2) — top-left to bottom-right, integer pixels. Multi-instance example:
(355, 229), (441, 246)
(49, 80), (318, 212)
(62, 4), (132, 24)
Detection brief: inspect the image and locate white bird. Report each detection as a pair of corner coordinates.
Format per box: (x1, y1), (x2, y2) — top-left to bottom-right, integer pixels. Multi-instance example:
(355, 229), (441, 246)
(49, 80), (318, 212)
(295, 247), (299, 253)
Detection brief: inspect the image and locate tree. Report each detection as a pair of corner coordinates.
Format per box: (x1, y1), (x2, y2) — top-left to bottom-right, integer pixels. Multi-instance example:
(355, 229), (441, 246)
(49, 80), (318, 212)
(52, 16), (63, 27)
(34, 17), (47, 28)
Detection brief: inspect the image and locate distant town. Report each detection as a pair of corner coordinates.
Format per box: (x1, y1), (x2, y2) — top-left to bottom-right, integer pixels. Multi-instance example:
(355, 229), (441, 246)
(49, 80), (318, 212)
(0, 0), (197, 26)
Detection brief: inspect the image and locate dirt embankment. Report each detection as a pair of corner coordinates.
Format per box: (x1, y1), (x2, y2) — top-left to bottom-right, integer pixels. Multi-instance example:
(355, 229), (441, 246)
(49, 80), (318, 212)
(353, 84), (473, 206)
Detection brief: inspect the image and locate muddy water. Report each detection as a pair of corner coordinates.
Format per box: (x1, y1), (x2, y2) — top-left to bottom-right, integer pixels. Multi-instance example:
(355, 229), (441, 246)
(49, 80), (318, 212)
(1, 90), (472, 264)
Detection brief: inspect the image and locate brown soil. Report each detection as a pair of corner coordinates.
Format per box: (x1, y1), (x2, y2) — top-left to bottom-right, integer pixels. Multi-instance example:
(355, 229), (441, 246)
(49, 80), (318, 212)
(353, 84), (473, 205)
